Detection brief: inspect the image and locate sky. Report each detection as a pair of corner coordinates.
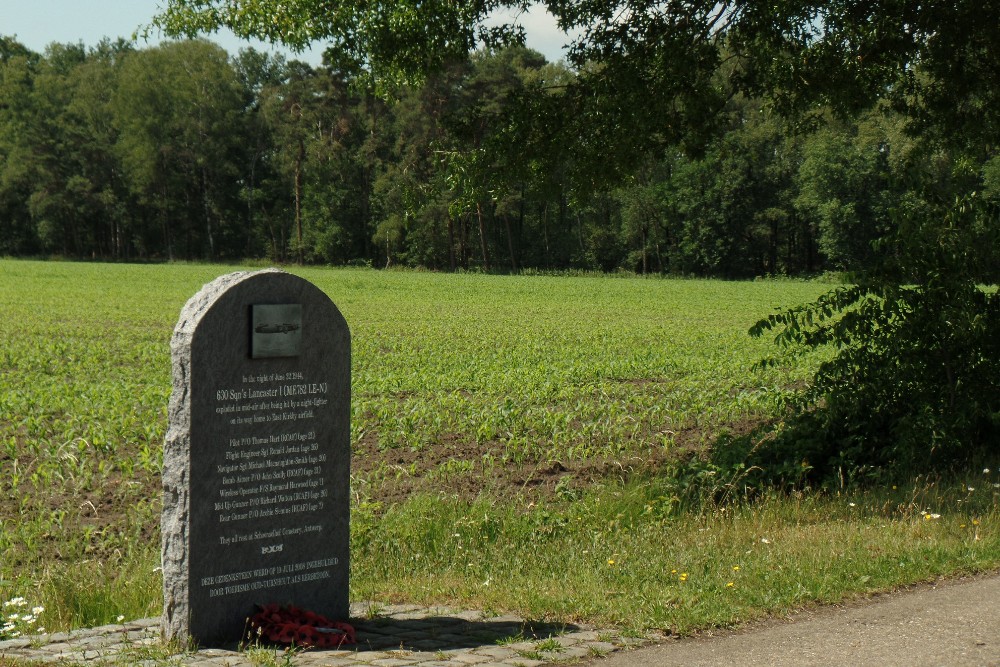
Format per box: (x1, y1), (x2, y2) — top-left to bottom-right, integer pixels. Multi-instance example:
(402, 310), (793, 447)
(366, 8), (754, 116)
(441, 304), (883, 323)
(0, 0), (575, 65)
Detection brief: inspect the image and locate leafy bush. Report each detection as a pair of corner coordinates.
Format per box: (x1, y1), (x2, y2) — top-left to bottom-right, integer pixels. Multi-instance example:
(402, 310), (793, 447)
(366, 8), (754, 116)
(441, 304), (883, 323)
(747, 194), (1000, 484)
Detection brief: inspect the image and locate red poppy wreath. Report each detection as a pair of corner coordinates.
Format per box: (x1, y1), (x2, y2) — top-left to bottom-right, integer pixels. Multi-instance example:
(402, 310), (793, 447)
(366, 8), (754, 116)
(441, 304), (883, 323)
(249, 604), (356, 648)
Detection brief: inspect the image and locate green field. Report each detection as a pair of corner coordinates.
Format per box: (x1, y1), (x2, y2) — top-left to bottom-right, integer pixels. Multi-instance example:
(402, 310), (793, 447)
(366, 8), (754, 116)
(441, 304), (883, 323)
(1, 260), (998, 640)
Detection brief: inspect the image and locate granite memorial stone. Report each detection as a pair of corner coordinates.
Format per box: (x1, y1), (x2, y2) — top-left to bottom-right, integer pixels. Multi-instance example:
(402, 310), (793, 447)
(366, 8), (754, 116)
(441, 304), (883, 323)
(162, 269), (350, 646)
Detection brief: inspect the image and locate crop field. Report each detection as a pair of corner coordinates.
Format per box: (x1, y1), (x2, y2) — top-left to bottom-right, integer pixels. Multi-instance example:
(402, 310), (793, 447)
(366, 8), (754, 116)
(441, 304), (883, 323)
(2, 259), (998, 639)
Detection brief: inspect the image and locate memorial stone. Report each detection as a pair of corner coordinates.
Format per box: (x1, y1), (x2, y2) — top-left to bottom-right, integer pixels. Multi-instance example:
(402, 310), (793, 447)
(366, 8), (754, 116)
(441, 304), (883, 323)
(162, 269), (351, 646)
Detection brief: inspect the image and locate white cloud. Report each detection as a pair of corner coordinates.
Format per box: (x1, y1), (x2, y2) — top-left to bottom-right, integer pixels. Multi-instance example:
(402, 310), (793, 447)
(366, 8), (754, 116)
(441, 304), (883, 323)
(485, 3), (581, 63)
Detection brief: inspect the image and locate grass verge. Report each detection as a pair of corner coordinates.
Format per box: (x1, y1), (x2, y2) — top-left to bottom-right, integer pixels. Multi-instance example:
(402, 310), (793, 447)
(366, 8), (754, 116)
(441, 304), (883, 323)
(4, 471), (997, 642)
(351, 470), (1000, 634)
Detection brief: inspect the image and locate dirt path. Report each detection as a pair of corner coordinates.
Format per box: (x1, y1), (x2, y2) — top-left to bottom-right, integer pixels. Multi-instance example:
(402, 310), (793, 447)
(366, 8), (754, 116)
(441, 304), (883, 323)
(586, 573), (1000, 667)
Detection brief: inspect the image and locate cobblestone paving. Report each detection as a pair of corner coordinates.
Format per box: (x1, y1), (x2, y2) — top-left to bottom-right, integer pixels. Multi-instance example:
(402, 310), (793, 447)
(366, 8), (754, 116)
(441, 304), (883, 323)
(0, 603), (655, 666)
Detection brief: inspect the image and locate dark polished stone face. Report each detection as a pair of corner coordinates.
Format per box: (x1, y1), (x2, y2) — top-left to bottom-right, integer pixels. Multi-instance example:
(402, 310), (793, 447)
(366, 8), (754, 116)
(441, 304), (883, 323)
(163, 270), (351, 647)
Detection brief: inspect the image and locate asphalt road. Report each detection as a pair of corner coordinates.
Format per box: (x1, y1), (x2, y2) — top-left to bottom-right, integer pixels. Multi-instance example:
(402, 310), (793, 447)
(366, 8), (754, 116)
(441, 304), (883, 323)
(587, 573), (1000, 667)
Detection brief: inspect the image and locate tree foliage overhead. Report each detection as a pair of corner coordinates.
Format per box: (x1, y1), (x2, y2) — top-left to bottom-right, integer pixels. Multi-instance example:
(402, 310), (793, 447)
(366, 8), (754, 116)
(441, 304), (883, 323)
(152, 1), (1000, 150)
(150, 0), (514, 90)
(152, 0), (1000, 478)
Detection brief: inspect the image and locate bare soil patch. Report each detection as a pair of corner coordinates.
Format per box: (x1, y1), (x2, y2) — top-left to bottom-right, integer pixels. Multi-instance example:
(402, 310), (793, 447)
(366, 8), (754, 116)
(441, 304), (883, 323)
(350, 415), (764, 506)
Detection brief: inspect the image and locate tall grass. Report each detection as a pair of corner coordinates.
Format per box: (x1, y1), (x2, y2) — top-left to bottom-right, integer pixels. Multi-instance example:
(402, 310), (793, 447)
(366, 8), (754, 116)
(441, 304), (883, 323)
(352, 472), (1000, 633)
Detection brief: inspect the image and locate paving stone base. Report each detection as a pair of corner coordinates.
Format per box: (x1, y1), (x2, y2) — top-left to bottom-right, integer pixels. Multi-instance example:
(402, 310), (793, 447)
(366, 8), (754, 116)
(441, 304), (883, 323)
(0, 603), (655, 666)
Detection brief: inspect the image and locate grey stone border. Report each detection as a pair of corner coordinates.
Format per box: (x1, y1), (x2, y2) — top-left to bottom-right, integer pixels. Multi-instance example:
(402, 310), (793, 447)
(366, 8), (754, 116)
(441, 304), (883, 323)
(0, 603), (656, 666)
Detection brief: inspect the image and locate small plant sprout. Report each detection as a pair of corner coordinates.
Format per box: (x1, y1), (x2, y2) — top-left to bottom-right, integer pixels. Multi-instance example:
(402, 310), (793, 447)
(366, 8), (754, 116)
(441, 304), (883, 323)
(496, 631), (524, 646)
(516, 648), (547, 660)
(535, 637), (564, 652)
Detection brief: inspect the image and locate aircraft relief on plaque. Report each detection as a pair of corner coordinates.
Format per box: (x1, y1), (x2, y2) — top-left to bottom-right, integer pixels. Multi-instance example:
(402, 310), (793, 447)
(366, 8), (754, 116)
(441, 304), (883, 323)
(252, 304), (303, 359)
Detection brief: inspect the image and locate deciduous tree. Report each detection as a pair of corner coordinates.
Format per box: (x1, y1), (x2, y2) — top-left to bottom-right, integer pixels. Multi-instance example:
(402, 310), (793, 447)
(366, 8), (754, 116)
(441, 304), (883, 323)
(155, 0), (1000, 476)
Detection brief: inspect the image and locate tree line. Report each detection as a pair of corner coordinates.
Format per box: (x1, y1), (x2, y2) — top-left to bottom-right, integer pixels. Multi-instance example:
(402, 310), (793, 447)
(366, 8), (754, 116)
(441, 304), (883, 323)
(1, 34), (997, 279)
